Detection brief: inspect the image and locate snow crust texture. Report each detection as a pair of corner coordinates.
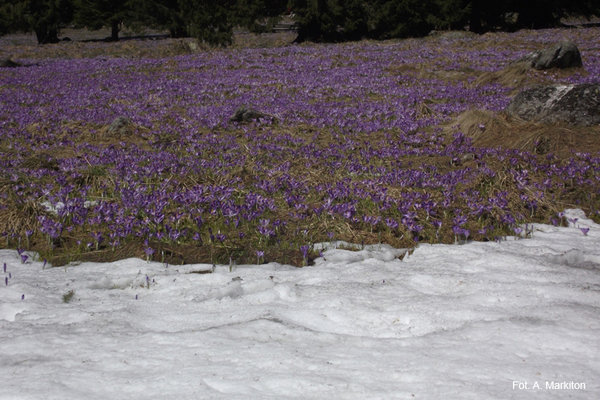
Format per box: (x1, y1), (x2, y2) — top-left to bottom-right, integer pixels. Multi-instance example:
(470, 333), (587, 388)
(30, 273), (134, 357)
(1, 210), (599, 399)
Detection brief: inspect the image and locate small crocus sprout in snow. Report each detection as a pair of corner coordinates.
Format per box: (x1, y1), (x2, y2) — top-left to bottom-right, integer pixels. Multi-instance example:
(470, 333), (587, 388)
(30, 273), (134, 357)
(143, 241), (154, 261)
(580, 227), (590, 236)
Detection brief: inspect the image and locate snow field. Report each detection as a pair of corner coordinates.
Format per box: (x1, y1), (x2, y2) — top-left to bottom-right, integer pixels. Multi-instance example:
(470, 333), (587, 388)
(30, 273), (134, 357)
(1, 209), (599, 399)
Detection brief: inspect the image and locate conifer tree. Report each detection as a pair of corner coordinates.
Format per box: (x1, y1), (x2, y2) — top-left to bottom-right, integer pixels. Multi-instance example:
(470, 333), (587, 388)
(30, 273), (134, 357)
(233, 0), (288, 33)
(74, 0), (133, 41)
(0, 0), (73, 43)
(0, 1), (26, 36)
(178, 0), (236, 46)
(129, 0), (187, 37)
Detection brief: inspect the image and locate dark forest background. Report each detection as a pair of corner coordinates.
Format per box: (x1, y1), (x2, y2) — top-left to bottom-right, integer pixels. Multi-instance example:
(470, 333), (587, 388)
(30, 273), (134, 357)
(1, 0), (599, 45)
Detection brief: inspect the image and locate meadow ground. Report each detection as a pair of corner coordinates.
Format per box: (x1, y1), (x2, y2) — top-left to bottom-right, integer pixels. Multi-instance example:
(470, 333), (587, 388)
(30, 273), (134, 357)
(1, 26), (599, 266)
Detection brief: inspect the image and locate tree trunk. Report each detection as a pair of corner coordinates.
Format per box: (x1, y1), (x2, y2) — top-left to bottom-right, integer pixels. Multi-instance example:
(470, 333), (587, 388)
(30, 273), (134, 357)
(35, 26), (59, 44)
(169, 25), (188, 38)
(469, 0), (482, 33)
(110, 20), (120, 41)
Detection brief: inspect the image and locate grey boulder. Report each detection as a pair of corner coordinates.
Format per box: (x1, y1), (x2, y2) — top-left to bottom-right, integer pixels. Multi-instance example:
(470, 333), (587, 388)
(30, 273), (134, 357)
(518, 41), (583, 70)
(506, 83), (600, 126)
(107, 116), (133, 137)
(230, 106), (276, 124)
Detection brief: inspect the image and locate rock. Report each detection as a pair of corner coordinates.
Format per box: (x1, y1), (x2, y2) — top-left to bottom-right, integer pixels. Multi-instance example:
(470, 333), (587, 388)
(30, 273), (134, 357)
(518, 41), (583, 70)
(95, 116), (150, 147)
(230, 106), (276, 124)
(187, 40), (199, 52)
(107, 116), (133, 137)
(506, 83), (600, 126)
(0, 58), (22, 68)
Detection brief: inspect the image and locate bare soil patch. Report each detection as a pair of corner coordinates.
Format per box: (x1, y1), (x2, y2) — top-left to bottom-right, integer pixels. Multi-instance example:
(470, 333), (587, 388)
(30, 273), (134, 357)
(0, 29), (297, 60)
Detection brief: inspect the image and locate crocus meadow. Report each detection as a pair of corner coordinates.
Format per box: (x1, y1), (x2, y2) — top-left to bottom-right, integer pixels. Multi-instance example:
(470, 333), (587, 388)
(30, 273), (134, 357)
(0, 27), (599, 265)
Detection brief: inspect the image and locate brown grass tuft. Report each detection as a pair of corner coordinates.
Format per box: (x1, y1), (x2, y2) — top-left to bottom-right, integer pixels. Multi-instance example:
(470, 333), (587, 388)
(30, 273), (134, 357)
(0, 200), (44, 241)
(472, 62), (538, 91)
(472, 62), (588, 93)
(446, 109), (600, 156)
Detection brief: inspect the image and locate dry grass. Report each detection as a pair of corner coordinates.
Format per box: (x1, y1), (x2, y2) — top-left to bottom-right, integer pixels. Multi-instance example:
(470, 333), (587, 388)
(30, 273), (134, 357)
(0, 200), (45, 243)
(472, 61), (588, 93)
(389, 59), (587, 95)
(387, 62), (479, 84)
(445, 109), (600, 157)
(472, 62), (542, 91)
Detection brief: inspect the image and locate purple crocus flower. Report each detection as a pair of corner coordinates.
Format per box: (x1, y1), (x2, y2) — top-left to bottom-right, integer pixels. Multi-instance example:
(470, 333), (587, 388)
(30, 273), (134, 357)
(91, 231), (103, 243)
(385, 218), (399, 229)
(144, 243), (155, 261)
(300, 245), (309, 262)
(258, 219), (275, 237)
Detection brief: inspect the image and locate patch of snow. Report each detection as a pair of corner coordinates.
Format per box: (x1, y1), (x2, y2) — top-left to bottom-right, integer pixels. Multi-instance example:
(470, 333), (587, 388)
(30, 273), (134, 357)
(40, 200), (98, 216)
(0, 209), (598, 399)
